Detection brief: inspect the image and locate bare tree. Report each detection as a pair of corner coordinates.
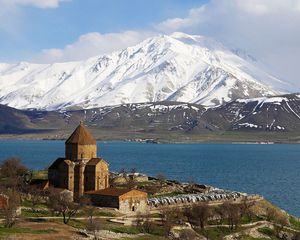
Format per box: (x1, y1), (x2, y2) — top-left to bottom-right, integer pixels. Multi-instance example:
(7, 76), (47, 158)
(184, 202), (211, 229)
(86, 219), (101, 239)
(3, 189), (20, 228)
(240, 197), (255, 220)
(130, 168), (137, 175)
(125, 177), (136, 189)
(117, 168), (136, 189)
(265, 204), (288, 227)
(221, 202), (241, 230)
(156, 173), (166, 188)
(195, 202), (211, 229)
(186, 178), (196, 193)
(136, 211), (156, 234)
(136, 212), (144, 231)
(0, 157), (28, 190)
(47, 188), (81, 224)
(119, 168), (126, 178)
(160, 208), (184, 236)
(27, 185), (46, 212)
(80, 196), (101, 238)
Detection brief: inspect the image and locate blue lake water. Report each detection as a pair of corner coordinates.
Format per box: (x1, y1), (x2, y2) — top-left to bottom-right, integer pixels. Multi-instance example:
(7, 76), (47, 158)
(0, 141), (299, 217)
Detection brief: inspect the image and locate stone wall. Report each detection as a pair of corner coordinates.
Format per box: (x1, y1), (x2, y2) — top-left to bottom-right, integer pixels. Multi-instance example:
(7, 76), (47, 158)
(49, 160), (71, 189)
(65, 143), (96, 161)
(84, 165), (96, 192)
(95, 162), (109, 190)
(119, 190), (148, 214)
(119, 198), (148, 214)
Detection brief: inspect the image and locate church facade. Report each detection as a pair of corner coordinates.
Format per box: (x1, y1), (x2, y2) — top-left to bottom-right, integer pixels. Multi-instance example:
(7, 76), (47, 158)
(48, 122), (109, 198)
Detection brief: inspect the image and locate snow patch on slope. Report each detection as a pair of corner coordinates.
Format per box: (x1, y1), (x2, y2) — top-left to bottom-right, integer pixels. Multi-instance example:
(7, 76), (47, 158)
(0, 33), (289, 110)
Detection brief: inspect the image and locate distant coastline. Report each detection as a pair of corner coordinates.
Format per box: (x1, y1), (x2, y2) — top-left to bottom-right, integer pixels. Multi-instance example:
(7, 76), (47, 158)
(0, 134), (298, 144)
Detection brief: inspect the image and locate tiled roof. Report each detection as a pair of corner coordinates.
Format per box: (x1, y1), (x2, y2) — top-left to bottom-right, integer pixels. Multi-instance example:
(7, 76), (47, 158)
(86, 158), (108, 165)
(85, 188), (132, 197)
(65, 122), (96, 145)
(48, 158), (66, 169)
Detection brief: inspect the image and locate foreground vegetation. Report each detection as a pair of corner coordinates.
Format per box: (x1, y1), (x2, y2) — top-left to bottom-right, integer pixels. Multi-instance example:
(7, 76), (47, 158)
(0, 157), (299, 240)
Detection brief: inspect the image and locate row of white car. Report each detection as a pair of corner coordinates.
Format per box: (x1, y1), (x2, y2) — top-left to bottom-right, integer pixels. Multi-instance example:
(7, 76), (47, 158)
(148, 190), (242, 207)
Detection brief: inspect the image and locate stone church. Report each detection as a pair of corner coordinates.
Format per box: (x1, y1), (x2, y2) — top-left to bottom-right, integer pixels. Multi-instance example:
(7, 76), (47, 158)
(48, 122), (109, 198)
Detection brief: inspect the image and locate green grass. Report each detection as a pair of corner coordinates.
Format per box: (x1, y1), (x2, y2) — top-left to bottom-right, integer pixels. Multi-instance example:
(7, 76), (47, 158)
(240, 216), (259, 224)
(90, 211), (115, 217)
(110, 226), (141, 235)
(289, 217), (300, 230)
(151, 191), (184, 198)
(21, 209), (52, 218)
(239, 236), (269, 240)
(135, 181), (154, 187)
(208, 218), (230, 225)
(31, 170), (48, 180)
(258, 227), (275, 237)
(198, 226), (240, 240)
(21, 199), (47, 208)
(48, 218), (86, 229)
(208, 215), (263, 226)
(148, 213), (161, 218)
(0, 226), (57, 236)
(122, 236), (164, 240)
(75, 210), (116, 218)
(66, 219), (86, 229)
(147, 226), (165, 236)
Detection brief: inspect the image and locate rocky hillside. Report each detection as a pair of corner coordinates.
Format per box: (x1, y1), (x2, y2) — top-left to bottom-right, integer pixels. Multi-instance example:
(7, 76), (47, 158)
(1, 94), (300, 140)
(206, 93), (300, 132)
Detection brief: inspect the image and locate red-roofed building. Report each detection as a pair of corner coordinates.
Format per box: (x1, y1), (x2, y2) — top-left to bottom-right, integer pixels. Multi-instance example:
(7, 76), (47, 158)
(86, 188), (148, 213)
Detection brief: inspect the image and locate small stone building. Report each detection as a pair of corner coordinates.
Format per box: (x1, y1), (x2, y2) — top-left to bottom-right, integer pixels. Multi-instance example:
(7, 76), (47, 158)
(86, 188), (148, 213)
(48, 122), (109, 198)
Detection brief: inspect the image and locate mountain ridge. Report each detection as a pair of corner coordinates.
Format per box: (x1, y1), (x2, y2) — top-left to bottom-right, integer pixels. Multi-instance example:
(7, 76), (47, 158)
(1, 93), (300, 143)
(0, 32), (290, 111)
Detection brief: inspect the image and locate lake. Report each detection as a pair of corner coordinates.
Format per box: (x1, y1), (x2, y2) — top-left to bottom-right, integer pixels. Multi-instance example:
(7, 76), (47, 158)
(0, 140), (299, 217)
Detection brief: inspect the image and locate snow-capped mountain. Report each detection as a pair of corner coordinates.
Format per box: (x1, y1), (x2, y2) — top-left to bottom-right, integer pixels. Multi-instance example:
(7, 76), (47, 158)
(0, 32), (290, 110)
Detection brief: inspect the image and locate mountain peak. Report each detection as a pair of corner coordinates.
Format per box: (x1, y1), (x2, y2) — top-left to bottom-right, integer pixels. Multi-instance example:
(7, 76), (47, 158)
(0, 33), (289, 110)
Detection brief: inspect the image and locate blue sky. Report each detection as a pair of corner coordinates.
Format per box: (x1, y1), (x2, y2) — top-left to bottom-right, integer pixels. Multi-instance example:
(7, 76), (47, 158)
(0, 0), (207, 61)
(0, 0), (299, 88)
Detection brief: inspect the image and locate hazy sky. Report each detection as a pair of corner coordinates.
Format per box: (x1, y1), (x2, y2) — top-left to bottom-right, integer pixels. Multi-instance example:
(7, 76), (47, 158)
(0, 0), (299, 90)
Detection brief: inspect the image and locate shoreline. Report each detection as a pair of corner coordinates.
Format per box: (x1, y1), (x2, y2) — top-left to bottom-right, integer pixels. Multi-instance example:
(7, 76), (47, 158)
(0, 136), (298, 144)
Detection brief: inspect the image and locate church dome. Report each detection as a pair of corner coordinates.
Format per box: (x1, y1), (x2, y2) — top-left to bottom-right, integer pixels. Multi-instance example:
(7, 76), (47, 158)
(65, 122), (96, 145)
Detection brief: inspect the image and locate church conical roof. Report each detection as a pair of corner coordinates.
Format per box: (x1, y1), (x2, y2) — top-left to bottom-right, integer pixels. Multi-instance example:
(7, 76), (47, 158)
(65, 122), (96, 145)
